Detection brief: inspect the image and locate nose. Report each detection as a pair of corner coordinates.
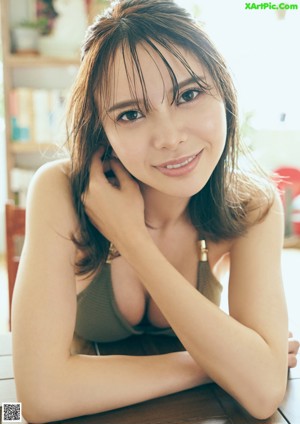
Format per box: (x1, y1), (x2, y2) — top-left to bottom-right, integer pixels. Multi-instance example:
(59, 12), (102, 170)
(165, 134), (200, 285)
(151, 113), (186, 150)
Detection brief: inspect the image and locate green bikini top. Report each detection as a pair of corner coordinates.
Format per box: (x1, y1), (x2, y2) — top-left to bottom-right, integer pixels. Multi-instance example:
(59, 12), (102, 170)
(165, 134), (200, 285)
(75, 240), (223, 343)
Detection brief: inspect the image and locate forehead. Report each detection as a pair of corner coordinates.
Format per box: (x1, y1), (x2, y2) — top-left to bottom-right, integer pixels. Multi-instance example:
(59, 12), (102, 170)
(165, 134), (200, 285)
(103, 42), (209, 110)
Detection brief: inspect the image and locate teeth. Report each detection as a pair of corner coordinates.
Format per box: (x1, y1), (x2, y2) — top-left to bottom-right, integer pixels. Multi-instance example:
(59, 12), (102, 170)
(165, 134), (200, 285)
(165, 155), (196, 169)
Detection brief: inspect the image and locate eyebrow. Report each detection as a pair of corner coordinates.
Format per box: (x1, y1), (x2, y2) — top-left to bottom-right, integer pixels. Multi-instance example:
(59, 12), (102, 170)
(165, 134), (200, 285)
(107, 76), (204, 113)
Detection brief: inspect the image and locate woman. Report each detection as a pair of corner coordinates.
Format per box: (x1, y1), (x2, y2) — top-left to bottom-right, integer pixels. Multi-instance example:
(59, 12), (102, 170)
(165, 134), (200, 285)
(12, 0), (299, 422)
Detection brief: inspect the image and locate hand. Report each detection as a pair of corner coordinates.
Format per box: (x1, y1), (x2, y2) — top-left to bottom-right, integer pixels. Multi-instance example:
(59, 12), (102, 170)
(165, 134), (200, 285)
(288, 331), (299, 368)
(82, 149), (148, 249)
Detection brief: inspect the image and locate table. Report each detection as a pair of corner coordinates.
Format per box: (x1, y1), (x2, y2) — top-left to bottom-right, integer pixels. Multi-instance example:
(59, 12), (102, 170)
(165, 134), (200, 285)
(0, 332), (299, 424)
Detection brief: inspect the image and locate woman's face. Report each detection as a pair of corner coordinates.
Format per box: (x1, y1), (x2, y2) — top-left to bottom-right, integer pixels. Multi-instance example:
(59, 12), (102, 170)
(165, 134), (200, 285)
(101, 43), (227, 198)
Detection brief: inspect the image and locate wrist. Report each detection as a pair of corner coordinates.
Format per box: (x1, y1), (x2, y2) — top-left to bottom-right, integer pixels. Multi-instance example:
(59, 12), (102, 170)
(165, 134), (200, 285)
(116, 229), (154, 260)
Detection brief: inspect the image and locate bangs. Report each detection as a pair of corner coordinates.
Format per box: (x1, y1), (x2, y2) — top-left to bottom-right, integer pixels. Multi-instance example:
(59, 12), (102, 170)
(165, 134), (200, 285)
(95, 36), (213, 122)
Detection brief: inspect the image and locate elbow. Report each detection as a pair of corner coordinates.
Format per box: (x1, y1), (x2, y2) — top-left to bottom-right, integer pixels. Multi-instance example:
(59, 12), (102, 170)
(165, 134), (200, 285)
(243, 380), (287, 420)
(15, 378), (67, 423)
(19, 396), (55, 424)
(20, 394), (71, 424)
(22, 406), (51, 424)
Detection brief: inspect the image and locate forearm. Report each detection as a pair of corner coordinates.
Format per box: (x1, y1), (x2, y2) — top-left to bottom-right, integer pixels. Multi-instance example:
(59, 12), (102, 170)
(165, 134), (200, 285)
(22, 351), (208, 423)
(119, 234), (288, 418)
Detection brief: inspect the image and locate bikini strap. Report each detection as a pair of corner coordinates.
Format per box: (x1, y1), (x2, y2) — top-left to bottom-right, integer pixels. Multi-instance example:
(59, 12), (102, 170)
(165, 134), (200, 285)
(107, 240), (208, 263)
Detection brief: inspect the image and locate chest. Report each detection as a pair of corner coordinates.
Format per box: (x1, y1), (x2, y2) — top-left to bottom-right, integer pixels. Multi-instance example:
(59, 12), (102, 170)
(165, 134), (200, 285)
(76, 233), (230, 328)
(110, 237), (199, 327)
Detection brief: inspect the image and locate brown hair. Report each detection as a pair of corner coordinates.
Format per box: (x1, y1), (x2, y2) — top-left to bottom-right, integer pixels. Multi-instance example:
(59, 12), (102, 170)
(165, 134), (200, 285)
(67, 0), (274, 276)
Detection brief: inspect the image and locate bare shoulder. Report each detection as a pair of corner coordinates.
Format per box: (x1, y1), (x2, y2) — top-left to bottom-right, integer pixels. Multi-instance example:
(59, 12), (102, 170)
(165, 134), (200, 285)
(29, 158), (71, 195)
(246, 181), (281, 226)
(216, 187), (284, 276)
(26, 158), (78, 237)
(230, 188), (284, 255)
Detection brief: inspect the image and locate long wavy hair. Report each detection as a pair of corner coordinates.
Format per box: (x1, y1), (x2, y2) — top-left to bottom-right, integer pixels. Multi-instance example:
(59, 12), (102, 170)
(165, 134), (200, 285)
(67, 0), (274, 276)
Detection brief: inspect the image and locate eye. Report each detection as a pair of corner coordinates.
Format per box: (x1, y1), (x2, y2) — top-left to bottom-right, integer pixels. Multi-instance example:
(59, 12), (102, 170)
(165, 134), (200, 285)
(117, 110), (143, 122)
(178, 88), (201, 104)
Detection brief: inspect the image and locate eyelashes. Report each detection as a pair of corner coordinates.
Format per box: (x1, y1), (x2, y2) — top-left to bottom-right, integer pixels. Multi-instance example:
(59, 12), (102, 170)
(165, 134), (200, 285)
(116, 87), (204, 124)
(177, 88), (202, 104)
(117, 110), (143, 122)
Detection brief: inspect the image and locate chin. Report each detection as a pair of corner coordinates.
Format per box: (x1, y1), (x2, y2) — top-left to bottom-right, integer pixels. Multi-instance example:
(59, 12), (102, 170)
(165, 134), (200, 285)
(157, 180), (207, 198)
(138, 170), (211, 198)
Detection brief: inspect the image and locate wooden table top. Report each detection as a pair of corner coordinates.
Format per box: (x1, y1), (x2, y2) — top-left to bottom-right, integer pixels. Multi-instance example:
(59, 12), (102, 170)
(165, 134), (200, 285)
(0, 332), (299, 424)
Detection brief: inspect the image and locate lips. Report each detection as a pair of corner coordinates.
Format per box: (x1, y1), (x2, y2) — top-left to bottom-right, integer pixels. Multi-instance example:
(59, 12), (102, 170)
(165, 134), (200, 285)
(155, 150), (202, 177)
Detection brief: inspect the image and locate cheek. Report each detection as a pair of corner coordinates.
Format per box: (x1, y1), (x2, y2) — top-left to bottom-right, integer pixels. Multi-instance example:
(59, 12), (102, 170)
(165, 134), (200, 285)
(217, 106), (227, 141)
(203, 102), (227, 148)
(105, 129), (147, 173)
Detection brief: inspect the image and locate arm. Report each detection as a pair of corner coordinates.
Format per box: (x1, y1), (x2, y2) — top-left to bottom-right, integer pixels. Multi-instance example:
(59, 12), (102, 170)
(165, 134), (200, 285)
(117, 198), (288, 419)
(12, 161), (208, 424)
(83, 155), (288, 419)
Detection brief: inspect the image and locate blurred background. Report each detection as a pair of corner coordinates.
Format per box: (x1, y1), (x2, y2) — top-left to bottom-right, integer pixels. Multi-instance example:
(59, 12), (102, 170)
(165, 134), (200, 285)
(0, 0), (299, 333)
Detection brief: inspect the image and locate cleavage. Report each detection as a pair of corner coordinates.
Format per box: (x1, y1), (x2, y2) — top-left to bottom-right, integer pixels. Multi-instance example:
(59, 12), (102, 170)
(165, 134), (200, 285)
(110, 249), (199, 328)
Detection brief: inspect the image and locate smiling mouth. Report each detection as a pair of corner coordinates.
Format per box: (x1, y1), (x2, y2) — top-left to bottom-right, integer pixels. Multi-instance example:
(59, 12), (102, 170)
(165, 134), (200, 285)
(164, 155), (197, 169)
(155, 150), (203, 177)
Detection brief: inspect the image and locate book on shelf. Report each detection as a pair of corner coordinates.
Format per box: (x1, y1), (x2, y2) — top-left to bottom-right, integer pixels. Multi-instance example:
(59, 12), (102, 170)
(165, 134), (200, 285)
(9, 88), (32, 142)
(32, 89), (51, 143)
(9, 87), (68, 145)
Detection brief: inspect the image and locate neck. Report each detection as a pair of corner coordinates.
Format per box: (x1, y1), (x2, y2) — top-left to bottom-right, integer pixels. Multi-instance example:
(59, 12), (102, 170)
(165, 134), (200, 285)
(140, 184), (191, 230)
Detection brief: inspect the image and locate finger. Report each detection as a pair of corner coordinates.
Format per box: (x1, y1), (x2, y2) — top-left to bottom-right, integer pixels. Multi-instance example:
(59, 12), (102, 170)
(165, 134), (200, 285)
(288, 339), (300, 354)
(89, 148), (107, 183)
(81, 148), (108, 205)
(288, 353), (298, 368)
(288, 331), (293, 338)
(109, 158), (136, 188)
